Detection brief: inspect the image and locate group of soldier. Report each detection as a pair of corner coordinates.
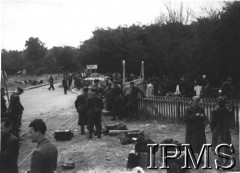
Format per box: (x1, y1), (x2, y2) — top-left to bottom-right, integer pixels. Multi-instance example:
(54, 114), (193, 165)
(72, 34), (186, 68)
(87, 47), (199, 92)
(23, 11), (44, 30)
(75, 79), (146, 138)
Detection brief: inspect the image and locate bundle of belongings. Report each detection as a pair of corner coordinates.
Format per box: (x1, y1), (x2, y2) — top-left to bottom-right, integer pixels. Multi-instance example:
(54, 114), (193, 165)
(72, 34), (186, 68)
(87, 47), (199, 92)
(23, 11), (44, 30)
(127, 132), (158, 170)
(61, 159), (75, 170)
(160, 138), (186, 173)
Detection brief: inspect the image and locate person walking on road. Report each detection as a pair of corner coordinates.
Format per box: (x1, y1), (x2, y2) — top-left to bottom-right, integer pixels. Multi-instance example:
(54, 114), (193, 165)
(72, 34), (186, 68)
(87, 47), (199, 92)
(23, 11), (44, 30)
(48, 75), (55, 90)
(62, 75), (68, 94)
(86, 88), (104, 139)
(0, 119), (19, 173)
(28, 119), (58, 173)
(8, 87), (24, 138)
(75, 87), (89, 134)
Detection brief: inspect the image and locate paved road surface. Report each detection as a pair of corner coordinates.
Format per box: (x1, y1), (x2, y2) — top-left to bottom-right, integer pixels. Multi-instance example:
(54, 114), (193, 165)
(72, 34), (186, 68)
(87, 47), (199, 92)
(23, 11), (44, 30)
(20, 83), (77, 118)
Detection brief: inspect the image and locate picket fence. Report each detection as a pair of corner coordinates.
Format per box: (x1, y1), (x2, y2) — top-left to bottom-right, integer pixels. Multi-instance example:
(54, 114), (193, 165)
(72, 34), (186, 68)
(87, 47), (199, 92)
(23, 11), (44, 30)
(138, 96), (240, 129)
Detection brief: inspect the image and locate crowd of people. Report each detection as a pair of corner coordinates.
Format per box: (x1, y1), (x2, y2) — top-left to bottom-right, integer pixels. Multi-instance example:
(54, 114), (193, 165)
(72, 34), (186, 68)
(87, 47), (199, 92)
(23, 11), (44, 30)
(0, 72), (236, 172)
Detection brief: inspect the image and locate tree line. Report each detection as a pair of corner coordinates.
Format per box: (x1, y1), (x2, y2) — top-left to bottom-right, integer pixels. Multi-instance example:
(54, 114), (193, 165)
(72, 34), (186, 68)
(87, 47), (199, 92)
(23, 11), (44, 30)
(1, 1), (240, 94)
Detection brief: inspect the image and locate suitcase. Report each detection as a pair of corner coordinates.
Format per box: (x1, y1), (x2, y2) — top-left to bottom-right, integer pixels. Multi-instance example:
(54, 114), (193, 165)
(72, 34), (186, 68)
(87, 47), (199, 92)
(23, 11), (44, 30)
(127, 150), (139, 169)
(54, 130), (73, 141)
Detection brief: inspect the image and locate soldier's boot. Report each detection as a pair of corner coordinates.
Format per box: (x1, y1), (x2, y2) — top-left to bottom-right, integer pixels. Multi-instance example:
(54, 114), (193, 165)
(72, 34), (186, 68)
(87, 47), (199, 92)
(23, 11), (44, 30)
(81, 126), (85, 135)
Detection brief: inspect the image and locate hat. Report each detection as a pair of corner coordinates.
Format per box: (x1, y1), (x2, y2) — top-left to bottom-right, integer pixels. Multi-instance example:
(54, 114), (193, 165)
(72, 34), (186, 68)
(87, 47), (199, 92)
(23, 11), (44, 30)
(83, 87), (89, 92)
(17, 87), (24, 93)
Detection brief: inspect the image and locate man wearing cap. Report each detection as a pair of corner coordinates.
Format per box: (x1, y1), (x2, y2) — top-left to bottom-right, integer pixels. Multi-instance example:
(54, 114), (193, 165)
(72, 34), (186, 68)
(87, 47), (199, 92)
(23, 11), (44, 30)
(127, 82), (145, 120)
(185, 96), (207, 157)
(75, 87), (89, 134)
(210, 97), (233, 166)
(86, 88), (104, 139)
(8, 87), (24, 138)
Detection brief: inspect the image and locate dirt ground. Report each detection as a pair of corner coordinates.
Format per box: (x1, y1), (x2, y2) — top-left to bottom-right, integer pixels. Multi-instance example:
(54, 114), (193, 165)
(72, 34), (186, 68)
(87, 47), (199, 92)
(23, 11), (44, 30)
(19, 113), (240, 173)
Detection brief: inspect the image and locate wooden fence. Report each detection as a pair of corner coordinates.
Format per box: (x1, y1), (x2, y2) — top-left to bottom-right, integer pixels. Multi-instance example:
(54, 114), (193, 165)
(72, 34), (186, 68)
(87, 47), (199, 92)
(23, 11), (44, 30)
(138, 96), (240, 130)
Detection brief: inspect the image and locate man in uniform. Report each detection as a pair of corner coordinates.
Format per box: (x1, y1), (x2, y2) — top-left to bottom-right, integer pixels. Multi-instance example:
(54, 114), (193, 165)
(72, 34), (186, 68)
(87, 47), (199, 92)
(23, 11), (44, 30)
(185, 96), (207, 158)
(110, 81), (125, 120)
(104, 83), (112, 111)
(48, 75), (55, 90)
(86, 88), (104, 139)
(29, 119), (58, 173)
(8, 87), (24, 138)
(62, 75), (68, 94)
(0, 119), (19, 173)
(127, 82), (145, 120)
(210, 97), (233, 166)
(75, 87), (89, 134)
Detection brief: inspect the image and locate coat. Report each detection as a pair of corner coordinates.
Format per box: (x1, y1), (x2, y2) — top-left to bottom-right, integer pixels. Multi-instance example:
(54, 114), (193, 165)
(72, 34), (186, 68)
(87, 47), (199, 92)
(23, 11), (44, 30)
(210, 107), (232, 151)
(8, 93), (24, 121)
(75, 93), (88, 125)
(30, 138), (58, 173)
(0, 133), (19, 173)
(185, 105), (207, 154)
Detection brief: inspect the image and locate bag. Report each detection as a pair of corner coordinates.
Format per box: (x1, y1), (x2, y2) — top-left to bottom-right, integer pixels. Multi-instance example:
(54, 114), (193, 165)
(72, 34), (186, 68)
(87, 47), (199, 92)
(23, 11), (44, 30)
(54, 130), (73, 141)
(127, 150), (139, 169)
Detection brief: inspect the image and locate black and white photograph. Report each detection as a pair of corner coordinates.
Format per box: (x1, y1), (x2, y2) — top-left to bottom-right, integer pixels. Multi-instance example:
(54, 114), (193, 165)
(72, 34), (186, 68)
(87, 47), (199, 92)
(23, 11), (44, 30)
(1, 0), (240, 172)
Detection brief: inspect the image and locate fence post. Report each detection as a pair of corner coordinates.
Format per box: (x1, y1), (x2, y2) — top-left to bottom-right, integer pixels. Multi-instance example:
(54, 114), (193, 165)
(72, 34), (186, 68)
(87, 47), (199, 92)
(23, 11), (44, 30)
(176, 99), (180, 122)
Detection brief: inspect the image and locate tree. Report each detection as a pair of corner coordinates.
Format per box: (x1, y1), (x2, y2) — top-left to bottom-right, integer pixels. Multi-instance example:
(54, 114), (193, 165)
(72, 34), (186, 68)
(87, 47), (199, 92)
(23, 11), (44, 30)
(25, 37), (47, 75)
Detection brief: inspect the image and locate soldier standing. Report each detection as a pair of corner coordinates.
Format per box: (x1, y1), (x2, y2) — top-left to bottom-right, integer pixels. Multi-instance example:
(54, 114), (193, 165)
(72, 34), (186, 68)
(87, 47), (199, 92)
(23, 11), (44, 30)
(127, 82), (145, 120)
(210, 97), (233, 166)
(62, 75), (68, 94)
(48, 75), (55, 90)
(75, 87), (89, 134)
(86, 88), (103, 139)
(185, 96), (207, 157)
(8, 87), (24, 138)
(110, 81), (125, 120)
(104, 83), (112, 111)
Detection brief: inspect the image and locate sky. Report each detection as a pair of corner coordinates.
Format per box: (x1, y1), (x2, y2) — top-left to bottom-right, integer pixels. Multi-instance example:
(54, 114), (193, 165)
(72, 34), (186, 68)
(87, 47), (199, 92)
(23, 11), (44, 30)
(1, 0), (230, 51)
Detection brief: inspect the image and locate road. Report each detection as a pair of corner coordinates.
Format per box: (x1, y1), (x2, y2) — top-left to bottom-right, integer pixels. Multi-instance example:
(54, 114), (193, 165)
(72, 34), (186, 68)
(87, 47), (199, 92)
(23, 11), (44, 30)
(20, 83), (77, 119)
